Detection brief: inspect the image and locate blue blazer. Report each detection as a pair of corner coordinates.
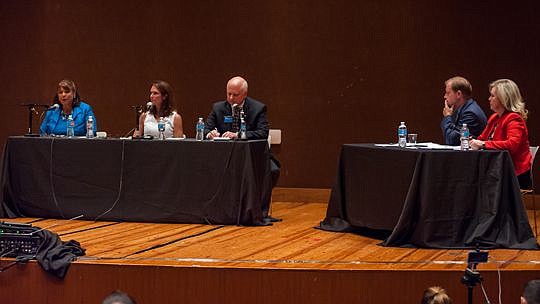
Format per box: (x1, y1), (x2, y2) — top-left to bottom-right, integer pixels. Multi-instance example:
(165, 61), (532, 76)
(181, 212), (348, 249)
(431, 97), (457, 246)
(40, 101), (97, 136)
(440, 98), (487, 145)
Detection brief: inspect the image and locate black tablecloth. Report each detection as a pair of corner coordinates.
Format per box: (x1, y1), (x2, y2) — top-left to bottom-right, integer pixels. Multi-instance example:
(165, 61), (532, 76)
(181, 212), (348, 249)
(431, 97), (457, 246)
(320, 144), (538, 249)
(1, 137), (272, 226)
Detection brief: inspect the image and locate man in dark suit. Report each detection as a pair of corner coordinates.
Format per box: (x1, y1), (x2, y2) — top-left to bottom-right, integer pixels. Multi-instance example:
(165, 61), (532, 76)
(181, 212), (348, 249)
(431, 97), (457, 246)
(440, 76), (487, 145)
(205, 76), (269, 140)
(205, 76), (280, 223)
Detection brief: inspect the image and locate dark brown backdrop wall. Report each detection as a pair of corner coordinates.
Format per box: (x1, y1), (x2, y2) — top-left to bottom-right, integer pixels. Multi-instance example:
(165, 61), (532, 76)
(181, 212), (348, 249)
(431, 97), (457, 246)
(1, 1), (539, 188)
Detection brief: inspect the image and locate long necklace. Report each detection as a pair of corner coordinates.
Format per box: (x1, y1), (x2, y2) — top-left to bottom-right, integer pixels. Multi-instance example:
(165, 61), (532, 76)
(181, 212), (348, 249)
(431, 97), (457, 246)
(61, 109), (72, 120)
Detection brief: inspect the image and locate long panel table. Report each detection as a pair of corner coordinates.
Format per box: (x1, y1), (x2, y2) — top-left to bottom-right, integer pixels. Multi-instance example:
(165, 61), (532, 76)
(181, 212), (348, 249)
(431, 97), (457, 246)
(320, 144), (538, 249)
(1, 136), (272, 226)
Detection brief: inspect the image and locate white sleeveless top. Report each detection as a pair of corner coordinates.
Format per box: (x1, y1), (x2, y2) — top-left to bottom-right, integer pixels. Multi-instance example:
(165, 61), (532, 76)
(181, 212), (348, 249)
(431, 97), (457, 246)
(144, 112), (176, 138)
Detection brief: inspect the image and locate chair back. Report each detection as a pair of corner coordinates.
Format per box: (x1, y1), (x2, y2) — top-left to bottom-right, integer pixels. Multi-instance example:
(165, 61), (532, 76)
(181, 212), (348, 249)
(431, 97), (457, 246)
(530, 146), (539, 190)
(268, 129), (282, 148)
(531, 146), (539, 166)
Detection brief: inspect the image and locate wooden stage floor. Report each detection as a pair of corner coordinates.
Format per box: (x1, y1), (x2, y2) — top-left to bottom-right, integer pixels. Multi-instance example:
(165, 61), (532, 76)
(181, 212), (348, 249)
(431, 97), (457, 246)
(1, 201), (539, 304)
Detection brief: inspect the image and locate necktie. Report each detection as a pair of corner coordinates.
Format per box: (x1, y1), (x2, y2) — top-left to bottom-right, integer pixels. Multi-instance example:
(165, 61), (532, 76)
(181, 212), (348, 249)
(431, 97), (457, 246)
(231, 106), (241, 132)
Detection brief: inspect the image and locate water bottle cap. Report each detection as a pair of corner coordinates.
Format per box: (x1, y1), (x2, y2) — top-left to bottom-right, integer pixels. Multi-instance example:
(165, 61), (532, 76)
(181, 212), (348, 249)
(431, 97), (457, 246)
(463, 123), (467, 126)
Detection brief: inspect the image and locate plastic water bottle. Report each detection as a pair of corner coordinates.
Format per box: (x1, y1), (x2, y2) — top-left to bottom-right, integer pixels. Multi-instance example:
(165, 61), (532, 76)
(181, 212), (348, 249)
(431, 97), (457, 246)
(86, 116), (94, 138)
(460, 123), (470, 150)
(398, 121), (407, 147)
(158, 117), (165, 140)
(66, 114), (75, 137)
(195, 117), (205, 141)
(239, 110), (247, 140)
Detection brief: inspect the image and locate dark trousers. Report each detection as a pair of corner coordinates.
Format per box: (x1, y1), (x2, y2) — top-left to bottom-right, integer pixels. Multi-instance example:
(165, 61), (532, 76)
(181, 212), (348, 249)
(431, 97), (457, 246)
(518, 170), (532, 190)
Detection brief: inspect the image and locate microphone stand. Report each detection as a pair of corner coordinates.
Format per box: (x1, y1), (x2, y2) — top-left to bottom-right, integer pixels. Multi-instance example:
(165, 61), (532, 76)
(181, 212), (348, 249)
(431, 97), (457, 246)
(21, 103), (47, 137)
(135, 105), (142, 132)
(127, 105), (143, 138)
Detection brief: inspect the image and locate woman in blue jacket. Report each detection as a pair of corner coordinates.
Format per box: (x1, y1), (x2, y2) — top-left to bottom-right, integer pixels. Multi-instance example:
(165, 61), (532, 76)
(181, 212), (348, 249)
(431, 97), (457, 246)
(40, 79), (97, 136)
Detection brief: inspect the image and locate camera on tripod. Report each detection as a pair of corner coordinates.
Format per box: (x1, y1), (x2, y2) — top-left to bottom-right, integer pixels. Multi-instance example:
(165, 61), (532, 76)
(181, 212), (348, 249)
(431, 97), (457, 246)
(461, 249), (490, 304)
(462, 250), (488, 287)
(467, 251), (488, 267)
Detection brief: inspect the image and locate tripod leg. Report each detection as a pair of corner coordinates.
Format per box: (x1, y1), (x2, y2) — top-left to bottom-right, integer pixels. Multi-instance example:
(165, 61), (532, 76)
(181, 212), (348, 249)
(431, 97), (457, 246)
(468, 286), (474, 304)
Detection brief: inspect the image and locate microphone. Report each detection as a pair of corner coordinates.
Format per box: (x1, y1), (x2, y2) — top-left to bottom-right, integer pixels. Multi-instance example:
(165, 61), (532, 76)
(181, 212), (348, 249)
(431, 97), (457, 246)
(146, 101), (153, 112)
(47, 103), (60, 111)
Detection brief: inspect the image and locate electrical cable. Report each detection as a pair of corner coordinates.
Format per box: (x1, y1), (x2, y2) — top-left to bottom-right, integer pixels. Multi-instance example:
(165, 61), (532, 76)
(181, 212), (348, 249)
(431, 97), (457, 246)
(49, 138), (66, 219)
(480, 281), (491, 304)
(497, 265), (502, 304)
(93, 139), (126, 221)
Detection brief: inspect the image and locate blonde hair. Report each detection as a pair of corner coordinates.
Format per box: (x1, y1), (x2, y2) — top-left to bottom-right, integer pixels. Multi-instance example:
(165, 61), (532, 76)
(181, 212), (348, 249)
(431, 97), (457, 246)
(490, 79), (528, 120)
(421, 286), (452, 304)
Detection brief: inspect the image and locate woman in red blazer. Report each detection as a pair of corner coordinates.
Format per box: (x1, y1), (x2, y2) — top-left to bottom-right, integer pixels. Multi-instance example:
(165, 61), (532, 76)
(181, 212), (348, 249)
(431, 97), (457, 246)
(470, 79), (532, 189)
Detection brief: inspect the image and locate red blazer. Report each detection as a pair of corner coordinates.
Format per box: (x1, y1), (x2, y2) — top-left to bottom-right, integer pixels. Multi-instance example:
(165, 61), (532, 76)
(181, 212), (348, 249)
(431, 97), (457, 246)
(478, 111), (532, 175)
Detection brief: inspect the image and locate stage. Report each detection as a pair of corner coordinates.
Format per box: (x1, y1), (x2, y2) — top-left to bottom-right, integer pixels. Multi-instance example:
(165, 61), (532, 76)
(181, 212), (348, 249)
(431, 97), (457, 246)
(1, 193), (539, 303)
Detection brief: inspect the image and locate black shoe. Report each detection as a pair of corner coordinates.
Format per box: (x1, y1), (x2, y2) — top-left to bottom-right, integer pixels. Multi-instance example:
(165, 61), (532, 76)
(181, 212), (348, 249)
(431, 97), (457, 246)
(264, 216), (282, 223)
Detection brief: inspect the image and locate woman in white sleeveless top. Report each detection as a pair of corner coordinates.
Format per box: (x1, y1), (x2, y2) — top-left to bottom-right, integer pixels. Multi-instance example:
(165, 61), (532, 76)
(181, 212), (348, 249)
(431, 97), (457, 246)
(134, 80), (184, 138)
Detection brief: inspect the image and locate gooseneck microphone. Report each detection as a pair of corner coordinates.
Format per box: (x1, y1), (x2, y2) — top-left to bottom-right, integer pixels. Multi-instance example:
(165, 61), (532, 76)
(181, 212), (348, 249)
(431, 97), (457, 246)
(48, 103), (60, 111)
(21, 103), (49, 136)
